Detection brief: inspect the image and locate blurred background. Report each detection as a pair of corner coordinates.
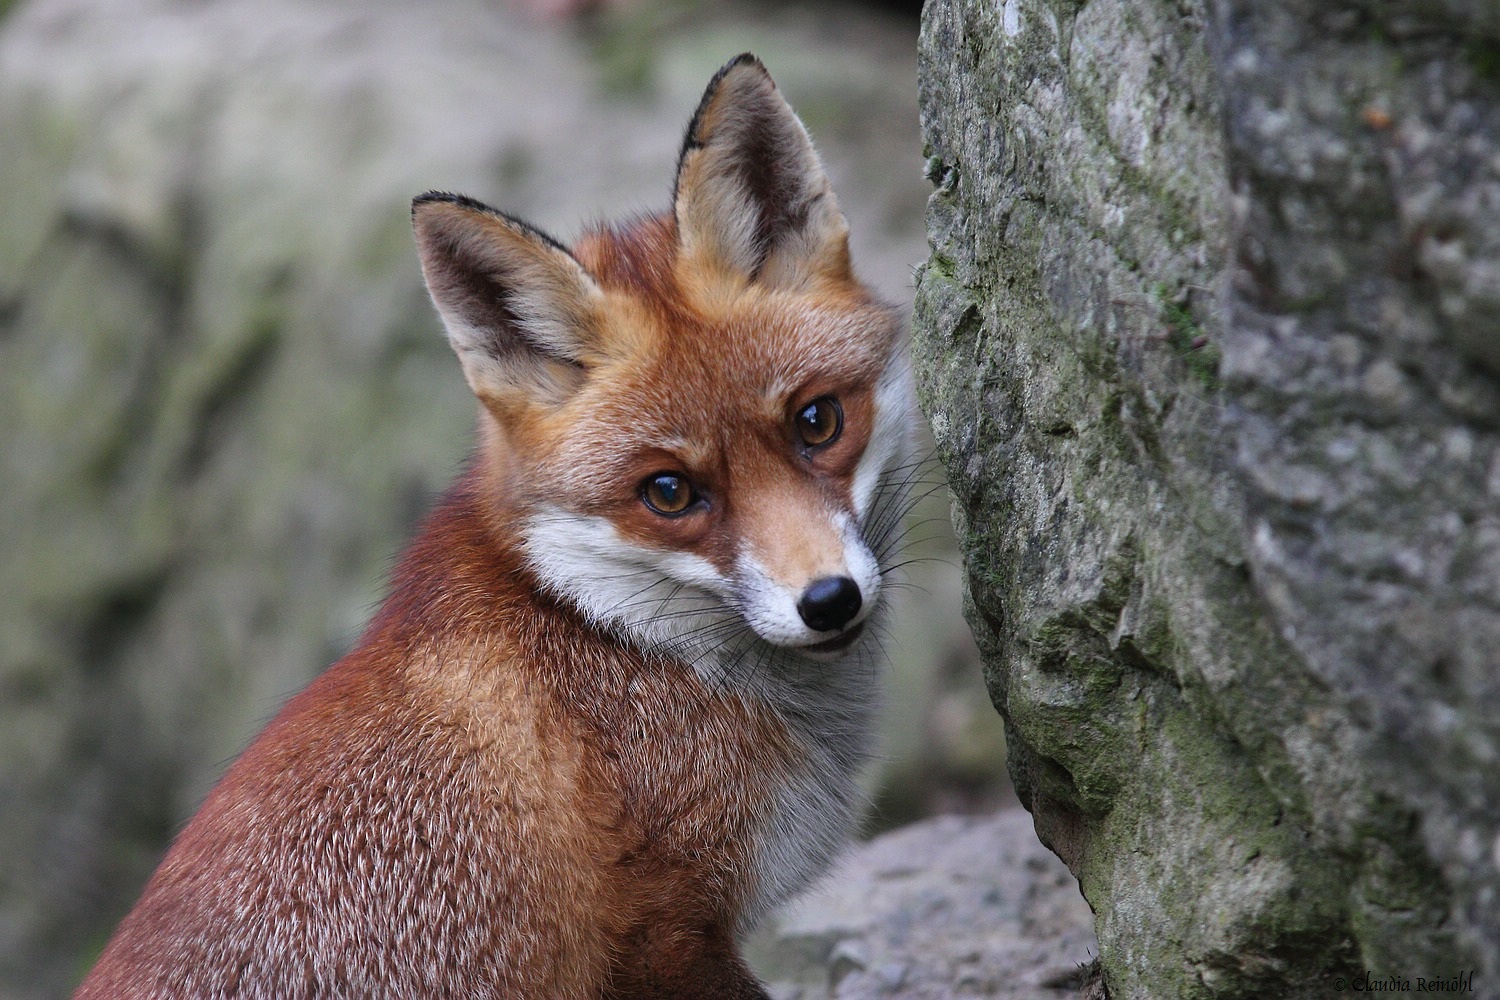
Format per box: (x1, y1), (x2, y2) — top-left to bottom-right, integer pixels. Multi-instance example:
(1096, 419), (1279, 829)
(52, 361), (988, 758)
(0, 0), (1005, 992)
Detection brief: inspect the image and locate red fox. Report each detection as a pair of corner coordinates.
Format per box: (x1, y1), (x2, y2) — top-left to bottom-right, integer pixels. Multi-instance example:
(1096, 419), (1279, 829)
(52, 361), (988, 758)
(77, 53), (915, 999)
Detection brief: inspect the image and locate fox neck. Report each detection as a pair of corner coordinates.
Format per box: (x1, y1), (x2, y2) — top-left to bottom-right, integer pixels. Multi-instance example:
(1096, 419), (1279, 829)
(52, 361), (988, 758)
(360, 459), (880, 928)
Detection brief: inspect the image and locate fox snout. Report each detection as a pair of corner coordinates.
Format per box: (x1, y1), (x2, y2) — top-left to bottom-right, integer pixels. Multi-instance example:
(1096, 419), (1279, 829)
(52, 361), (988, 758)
(746, 563), (872, 649)
(744, 491), (871, 641)
(797, 576), (861, 632)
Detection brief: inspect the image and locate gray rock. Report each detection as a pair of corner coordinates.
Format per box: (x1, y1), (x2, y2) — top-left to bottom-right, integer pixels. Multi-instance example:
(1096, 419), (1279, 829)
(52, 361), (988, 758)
(916, 0), (1500, 996)
(747, 809), (1097, 1000)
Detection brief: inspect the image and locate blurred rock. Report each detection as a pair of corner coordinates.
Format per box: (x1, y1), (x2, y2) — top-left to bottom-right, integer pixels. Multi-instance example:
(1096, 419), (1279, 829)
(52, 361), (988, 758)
(917, 0), (1500, 995)
(0, 0), (991, 993)
(747, 809), (1097, 1000)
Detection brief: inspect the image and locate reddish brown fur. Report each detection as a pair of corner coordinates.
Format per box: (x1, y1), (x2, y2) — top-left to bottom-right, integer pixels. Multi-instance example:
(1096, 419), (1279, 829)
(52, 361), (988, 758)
(79, 470), (801, 998)
(79, 53), (902, 1000)
(78, 188), (887, 1000)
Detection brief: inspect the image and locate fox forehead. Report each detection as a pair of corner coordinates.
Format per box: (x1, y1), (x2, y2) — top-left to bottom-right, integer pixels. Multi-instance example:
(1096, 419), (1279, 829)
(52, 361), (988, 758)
(536, 294), (899, 485)
(572, 215), (898, 378)
(610, 293), (899, 407)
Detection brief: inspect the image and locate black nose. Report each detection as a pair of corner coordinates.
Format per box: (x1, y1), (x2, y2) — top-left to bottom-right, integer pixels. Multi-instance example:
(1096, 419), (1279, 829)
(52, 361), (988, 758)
(797, 576), (863, 632)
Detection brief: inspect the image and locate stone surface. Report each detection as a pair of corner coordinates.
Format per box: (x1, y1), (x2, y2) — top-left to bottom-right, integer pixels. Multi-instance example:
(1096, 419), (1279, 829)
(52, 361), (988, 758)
(747, 809), (1097, 1000)
(916, 0), (1499, 996)
(0, 1), (997, 993)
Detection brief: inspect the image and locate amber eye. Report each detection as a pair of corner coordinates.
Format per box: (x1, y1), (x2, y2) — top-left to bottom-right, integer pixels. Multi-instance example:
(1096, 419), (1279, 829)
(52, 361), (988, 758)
(642, 473), (696, 516)
(795, 397), (842, 448)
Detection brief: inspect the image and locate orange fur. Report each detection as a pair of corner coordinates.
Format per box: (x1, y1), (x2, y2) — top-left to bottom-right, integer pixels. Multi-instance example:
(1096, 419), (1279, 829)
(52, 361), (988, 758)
(78, 53), (912, 999)
(79, 485), (794, 997)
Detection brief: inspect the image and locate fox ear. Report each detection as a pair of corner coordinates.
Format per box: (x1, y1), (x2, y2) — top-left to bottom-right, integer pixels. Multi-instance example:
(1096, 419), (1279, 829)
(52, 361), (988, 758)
(674, 54), (852, 292)
(412, 193), (602, 407)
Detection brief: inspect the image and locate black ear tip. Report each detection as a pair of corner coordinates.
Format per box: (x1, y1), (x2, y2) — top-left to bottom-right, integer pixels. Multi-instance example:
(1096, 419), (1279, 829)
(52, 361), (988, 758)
(679, 53), (778, 163)
(727, 53), (774, 87)
(706, 52), (772, 94)
(724, 52), (763, 73)
(412, 191), (498, 217)
(413, 190), (456, 212)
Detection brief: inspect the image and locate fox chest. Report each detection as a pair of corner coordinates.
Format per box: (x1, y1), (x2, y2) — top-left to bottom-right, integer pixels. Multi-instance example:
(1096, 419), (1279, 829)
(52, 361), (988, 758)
(582, 669), (871, 931)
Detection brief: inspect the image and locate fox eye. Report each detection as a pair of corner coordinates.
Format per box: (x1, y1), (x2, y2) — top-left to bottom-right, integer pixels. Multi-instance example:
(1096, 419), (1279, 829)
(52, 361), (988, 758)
(795, 397), (842, 448)
(642, 473), (696, 516)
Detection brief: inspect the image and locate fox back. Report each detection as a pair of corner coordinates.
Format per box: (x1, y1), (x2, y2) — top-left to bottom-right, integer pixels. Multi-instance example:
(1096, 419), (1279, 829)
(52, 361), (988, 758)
(77, 53), (915, 1000)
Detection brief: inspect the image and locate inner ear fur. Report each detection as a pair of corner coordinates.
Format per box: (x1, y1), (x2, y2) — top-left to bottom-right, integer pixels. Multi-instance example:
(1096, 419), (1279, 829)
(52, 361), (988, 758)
(674, 53), (852, 292)
(412, 192), (602, 406)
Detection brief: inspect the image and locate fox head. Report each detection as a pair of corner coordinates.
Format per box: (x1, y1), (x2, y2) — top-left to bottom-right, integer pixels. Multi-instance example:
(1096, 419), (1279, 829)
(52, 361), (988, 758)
(411, 54), (915, 685)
